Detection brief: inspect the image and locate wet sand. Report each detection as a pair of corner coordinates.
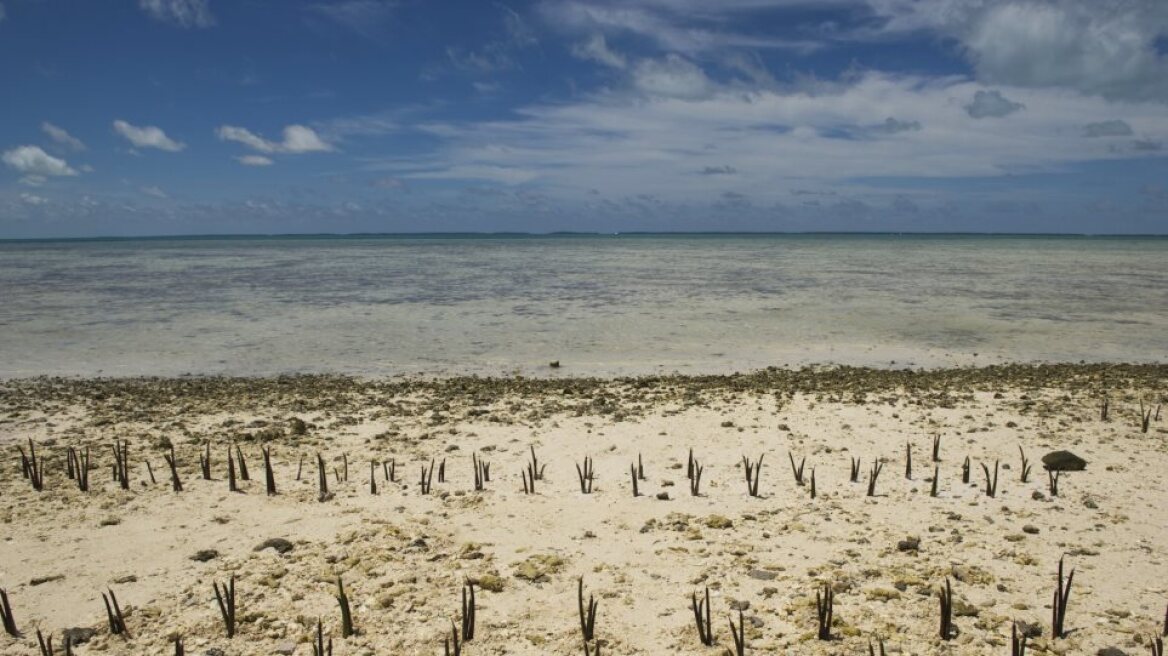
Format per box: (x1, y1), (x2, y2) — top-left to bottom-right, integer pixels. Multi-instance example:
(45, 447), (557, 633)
(1, 364), (1166, 655)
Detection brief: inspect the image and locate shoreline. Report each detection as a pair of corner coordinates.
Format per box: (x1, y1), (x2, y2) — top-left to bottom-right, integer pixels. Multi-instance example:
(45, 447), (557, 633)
(1, 361), (1165, 655)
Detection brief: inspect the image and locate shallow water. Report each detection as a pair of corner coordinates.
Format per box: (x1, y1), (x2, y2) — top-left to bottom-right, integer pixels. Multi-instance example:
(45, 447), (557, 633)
(0, 234), (1165, 377)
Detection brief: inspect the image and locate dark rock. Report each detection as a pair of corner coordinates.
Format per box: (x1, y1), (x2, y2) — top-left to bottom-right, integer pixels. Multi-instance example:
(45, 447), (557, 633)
(288, 417), (307, 435)
(1042, 451), (1087, 471)
(1097, 648), (1128, 656)
(254, 538), (294, 554)
(61, 628), (97, 645)
(548, 361), (560, 368)
(729, 599), (750, 611)
(1022, 525), (1040, 534)
(897, 536), (921, 552)
(190, 549), (219, 562)
(30, 574), (64, 586)
(205, 649), (227, 656)
(656, 492), (670, 500)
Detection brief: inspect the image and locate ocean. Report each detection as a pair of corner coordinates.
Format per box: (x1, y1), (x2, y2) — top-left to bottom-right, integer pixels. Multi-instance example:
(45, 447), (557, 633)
(0, 234), (1165, 378)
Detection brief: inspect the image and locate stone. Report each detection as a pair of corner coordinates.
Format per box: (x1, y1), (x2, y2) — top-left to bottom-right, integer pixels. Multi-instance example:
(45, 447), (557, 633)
(254, 538), (294, 554)
(288, 417), (307, 435)
(656, 492), (670, 500)
(190, 549), (219, 562)
(1097, 648), (1128, 656)
(897, 536), (921, 552)
(475, 574), (505, 592)
(729, 599), (750, 611)
(1042, 451), (1087, 472)
(61, 628), (97, 645)
(748, 569), (778, 581)
(274, 642), (297, 655)
(1022, 525), (1039, 534)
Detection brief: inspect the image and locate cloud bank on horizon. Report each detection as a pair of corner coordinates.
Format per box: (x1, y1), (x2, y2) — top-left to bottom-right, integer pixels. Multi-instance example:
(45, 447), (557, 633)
(1, 0), (1166, 236)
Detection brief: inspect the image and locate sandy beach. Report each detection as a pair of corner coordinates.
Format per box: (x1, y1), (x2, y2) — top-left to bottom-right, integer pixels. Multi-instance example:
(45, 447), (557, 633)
(1, 364), (1165, 655)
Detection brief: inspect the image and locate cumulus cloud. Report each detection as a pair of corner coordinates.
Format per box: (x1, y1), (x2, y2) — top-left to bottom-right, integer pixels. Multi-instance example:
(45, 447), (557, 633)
(2, 145), (78, 178)
(41, 122), (86, 151)
(867, 0), (1168, 101)
(1083, 120), (1134, 137)
(632, 54), (712, 99)
(140, 186), (169, 199)
(113, 120), (186, 151)
(570, 34), (627, 68)
(216, 124), (335, 154)
(236, 155), (274, 166)
(138, 0), (215, 28)
(965, 90), (1025, 119)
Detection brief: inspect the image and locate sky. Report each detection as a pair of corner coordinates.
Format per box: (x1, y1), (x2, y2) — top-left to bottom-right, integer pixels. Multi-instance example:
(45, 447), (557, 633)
(1, 0), (1167, 237)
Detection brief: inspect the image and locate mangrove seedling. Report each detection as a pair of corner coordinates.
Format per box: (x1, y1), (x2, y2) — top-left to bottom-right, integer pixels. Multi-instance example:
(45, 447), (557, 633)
(962, 456), (971, 484)
(816, 581), (834, 640)
(866, 460), (884, 497)
(0, 588), (17, 636)
(1012, 620), (1027, 656)
(200, 443), (212, 480)
(1100, 397), (1109, 421)
(460, 580), (476, 641)
(370, 461), (378, 495)
(438, 458), (446, 484)
(744, 454), (764, 497)
(1019, 447), (1032, 483)
(850, 457), (860, 483)
(444, 619), (461, 656)
(317, 453), (329, 500)
(730, 608), (746, 656)
(227, 447), (237, 493)
(687, 448), (695, 481)
(930, 465), (939, 498)
(691, 586), (714, 646)
(810, 467), (816, 499)
(311, 620), (332, 656)
(234, 444), (249, 481)
(213, 575), (236, 638)
(689, 460), (704, 496)
(576, 457), (594, 494)
(262, 446), (276, 496)
(163, 445), (182, 493)
(982, 460), (999, 498)
(1052, 556), (1074, 639)
(637, 453), (645, 481)
(630, 463), (640, 497)
(905, 442), (912, 480)
(529, 446), (546, 480)
(337, 576), (355, 637)
(102, 588), (129, 637)
(36, 628), (53, 655)
(1048, 469), (1061, 497)
(932, 434), (941, 462)
(789, 452), (806, 486)
(938, 578), (953, 640)
(578, 577), (598, 643)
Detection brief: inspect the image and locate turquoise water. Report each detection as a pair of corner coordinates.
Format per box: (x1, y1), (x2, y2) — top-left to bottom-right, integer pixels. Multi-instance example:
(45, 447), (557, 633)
(0, 234), (1165, 377)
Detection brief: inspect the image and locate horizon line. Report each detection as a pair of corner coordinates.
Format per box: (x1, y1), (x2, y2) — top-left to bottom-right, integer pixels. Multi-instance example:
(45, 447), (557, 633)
(3, 230), (1168, 243)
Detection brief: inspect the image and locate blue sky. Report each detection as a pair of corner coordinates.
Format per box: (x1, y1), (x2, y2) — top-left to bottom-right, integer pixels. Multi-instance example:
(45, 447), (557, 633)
(1, 0), (1167, 237)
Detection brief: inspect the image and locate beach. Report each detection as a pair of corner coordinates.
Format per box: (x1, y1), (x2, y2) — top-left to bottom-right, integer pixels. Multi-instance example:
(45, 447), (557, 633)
(2, 365), (1166, 655)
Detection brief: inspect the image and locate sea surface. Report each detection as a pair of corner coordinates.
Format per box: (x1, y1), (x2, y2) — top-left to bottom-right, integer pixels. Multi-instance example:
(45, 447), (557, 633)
(0, 234), (1165, 378)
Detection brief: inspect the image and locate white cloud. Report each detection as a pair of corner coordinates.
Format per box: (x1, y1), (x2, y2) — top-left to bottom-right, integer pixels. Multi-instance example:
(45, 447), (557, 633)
(364, 71), (1168, 205)
(632, 54), (712, 99)
(570, 34), (627, 68)
(216, 124), (335, 154)
(237, 155), (274, 166)
(965, 90), (1025, 119)
(2, 145), (78, 177)
(540, 1), (823, 53)
(113, 120), (186, 151)
(141, 186), (169, 199)
(41, 122), (86, 151)
(138, 0), (215, 28)
(866, 0), (1168, 101)
(20, 193), (48, 206)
